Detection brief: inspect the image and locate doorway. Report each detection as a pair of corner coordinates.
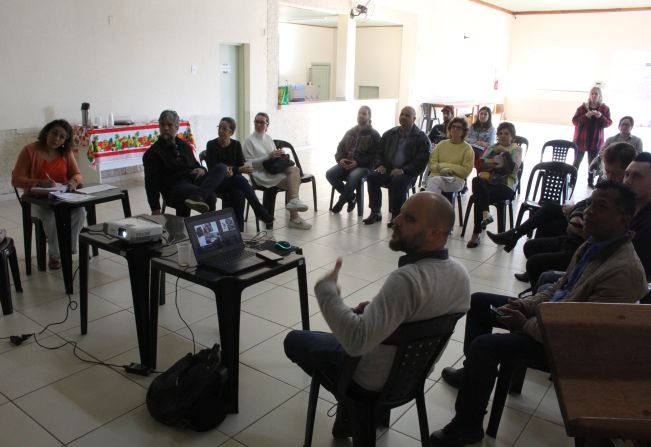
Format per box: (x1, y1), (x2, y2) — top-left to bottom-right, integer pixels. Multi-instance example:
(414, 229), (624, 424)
(309, 63), (331, 101)
(220, 44), (245, 139)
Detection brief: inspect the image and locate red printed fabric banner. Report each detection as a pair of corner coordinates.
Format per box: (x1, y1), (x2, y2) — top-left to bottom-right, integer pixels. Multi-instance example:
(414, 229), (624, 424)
(73, 122), (195, 167)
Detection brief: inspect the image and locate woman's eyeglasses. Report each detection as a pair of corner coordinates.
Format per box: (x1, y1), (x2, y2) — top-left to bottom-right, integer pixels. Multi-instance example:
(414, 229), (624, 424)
(254, 120), (268, 125)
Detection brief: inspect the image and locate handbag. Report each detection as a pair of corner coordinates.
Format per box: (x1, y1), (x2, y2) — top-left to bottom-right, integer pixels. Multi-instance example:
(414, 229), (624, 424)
(262, 156), (295, 174)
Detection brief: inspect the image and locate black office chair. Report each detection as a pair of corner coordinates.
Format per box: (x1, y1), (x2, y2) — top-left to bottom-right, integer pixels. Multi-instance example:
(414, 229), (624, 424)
(14, 187), (46, 274)
(245, 139), (317, 230)
(515, 162), (577, 232)
(302, 313), (464, 447)
(0, 236), (22, 315)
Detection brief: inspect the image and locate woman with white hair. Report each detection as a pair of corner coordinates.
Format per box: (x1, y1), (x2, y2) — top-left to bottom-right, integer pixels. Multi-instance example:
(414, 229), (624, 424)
(572, 86), (612, 187)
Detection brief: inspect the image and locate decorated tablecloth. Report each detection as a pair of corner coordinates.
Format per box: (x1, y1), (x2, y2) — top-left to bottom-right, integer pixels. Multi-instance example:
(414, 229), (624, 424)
(73, 122), (195, 168)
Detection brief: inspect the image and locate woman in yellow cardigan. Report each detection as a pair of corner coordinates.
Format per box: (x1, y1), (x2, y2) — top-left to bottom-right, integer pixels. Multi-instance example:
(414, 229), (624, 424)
(425, 117), (474, 196)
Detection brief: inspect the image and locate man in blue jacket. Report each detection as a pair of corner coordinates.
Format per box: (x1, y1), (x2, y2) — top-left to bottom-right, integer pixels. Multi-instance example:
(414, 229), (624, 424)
(363, 106), (430, 227)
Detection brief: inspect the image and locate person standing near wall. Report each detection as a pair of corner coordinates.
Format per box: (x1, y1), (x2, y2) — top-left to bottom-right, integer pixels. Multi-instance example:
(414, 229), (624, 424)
(572, 86), (612, 188)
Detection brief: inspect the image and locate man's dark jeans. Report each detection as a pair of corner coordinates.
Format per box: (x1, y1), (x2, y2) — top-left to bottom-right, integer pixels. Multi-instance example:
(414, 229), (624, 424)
(455, 292), (548, 426)
(366, 170), (415, 216)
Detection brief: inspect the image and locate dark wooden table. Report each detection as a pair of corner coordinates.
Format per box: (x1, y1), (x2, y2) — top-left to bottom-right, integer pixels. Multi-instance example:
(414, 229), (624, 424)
(78, 214), (185, 367)
(20, 187), (131, 293)
(149, 245), (310, 414)
(539, 302), (651, 442)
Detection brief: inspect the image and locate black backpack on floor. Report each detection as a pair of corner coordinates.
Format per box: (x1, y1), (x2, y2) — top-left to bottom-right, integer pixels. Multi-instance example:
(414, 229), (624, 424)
(146, 344), (229, 431)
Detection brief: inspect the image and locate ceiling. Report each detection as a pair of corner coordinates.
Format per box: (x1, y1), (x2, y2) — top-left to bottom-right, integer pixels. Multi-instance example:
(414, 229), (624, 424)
(475, 0), (651, 13)
(278, 5), (398, 28)
(279, 1), (651, 29)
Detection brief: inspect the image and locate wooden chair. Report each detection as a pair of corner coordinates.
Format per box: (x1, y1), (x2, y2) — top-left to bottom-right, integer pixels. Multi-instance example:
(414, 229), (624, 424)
(539, 302), (651, 444)
(302, 313), (464, 447)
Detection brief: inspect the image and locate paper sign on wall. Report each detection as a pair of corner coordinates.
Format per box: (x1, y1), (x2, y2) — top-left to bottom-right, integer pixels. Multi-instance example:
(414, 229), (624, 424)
(220, 63), (231, 74)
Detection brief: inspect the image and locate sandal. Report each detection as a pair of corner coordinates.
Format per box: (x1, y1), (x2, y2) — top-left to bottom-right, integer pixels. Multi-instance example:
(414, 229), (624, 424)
(466, 237), (481, 248)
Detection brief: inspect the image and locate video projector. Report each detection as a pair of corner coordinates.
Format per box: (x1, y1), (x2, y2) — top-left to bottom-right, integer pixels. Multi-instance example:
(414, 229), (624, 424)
(103, 217), (163, 243)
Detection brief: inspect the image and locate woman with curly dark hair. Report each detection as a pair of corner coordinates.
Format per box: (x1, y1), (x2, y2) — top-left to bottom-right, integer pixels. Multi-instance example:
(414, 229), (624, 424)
(12, 119), (85, 269)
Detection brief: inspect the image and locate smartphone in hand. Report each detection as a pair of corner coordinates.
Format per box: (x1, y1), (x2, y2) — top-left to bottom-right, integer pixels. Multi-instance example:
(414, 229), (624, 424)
(490, 305), (508, 317)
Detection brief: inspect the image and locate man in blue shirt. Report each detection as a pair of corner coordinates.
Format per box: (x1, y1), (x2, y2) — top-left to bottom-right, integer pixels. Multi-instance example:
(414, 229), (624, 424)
(431, 181), (648, 447)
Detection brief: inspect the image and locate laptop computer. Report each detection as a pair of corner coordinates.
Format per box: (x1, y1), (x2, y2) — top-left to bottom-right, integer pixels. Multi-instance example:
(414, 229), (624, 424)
(184, 209), (267, 274)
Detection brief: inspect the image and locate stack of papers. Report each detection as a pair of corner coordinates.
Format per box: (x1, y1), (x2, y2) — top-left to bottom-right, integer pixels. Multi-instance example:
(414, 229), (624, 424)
(76, 184), (116, 194)
(30, 183), (68, 195)
(50, 192), (94, 202)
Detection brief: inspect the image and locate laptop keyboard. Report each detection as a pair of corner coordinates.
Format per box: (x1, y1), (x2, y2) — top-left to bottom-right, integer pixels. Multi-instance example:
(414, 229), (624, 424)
(221, 249), (255, 265)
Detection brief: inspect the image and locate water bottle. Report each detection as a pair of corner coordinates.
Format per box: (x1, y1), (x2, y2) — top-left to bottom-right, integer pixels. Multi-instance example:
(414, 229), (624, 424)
(81, 102), (90, 127)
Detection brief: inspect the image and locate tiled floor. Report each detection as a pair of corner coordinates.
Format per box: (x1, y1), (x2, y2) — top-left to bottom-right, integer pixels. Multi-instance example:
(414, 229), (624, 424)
(0, 122), (585, 446)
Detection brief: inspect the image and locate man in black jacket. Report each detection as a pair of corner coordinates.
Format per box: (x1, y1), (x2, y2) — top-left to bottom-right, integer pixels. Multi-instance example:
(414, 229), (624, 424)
(326, 106), (381, 213)
(363, 106), (431, 227)
(143, 110), (227, 215)
(624, 151), (651, 280)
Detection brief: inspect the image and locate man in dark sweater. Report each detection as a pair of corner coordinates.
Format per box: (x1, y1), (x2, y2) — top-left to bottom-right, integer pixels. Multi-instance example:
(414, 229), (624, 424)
(143, 110), (227, 215)
(327, 106), (381, 213)
(363, 106), (430, 227)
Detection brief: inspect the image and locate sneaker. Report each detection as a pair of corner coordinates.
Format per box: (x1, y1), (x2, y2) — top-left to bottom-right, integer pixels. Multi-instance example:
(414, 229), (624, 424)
(285, 198), (308, 212)
(288, 217), (312, 230)
(184, 196), (210, 213)
(346, 194), (357, 213)
(331, 197), (345, 214)
(430, 418), (484, 446)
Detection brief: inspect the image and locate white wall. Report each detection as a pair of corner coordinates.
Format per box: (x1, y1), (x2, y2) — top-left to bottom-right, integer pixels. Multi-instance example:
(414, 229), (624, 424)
(278, 23), (336, 99)
(355, 26), (402, 99)
(0, 0), (268, 193)
(411, 0), (513, 108)
(506, 11), (651, 126)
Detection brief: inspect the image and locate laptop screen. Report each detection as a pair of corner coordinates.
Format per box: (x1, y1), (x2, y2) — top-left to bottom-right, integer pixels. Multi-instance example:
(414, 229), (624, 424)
(184, 209), (243, 262)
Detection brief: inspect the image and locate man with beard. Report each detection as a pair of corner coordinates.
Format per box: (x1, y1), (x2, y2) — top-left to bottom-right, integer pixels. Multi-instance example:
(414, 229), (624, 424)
(284, 192), (471, 439)
(431, 181), (647, 447)
(143, 109), (227, 215)
(327, 105), (381, 213)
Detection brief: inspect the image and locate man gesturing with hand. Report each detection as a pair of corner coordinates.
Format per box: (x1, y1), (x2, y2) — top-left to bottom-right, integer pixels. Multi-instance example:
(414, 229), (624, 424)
(284, 192), (471, 440)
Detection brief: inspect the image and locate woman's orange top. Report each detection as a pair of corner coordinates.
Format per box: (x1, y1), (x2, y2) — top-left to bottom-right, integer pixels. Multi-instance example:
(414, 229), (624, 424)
(12, 142), (83, 191)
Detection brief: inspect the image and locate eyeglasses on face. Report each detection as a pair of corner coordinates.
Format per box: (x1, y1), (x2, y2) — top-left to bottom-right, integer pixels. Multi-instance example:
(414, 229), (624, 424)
(449, 125), (463, 130)
(254, 120), (268, 125)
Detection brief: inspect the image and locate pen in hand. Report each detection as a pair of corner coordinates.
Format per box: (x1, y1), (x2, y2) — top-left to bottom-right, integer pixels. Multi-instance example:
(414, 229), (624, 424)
(45, 173), (56, 187)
